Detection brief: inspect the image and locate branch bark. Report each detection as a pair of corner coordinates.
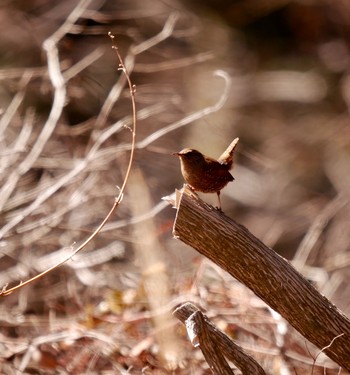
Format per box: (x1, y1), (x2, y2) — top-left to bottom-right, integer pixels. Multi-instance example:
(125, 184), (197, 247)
(173, 302), (266, 375)
(171, 186), (350, 371)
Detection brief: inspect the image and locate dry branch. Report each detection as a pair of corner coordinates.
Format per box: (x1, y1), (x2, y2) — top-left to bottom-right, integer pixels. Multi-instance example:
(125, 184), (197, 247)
(0, 32), (136, 296)
(174, 302), (266, 375)
(171, 185), (350, 371)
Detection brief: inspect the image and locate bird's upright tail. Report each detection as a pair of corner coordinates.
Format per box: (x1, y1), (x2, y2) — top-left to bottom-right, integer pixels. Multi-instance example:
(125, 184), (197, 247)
(217, 137), (239, 169)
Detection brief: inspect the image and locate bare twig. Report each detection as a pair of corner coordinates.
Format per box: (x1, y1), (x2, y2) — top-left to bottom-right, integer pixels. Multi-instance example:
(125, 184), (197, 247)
(0, 103), (163, 218)
(0, 107), (34, 172)
(92, 13), (179, 134)
(311, 333), (344, 374)
(0, 72), (32, 139)
(131, 13), (180, 55)
(293, 194), (347, 270)
(134, 51), (213, 73)
(136, 70), (231, 149)
(0, 0), (90, 213)
(63, 47), (105, 82)
(17, 329), (118, 374)
(0, 14), (180, 240)
(0, 33), (136, 296)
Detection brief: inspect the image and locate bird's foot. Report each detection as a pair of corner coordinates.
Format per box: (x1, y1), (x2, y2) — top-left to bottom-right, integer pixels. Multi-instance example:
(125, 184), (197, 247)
(184, 184), (199, 196)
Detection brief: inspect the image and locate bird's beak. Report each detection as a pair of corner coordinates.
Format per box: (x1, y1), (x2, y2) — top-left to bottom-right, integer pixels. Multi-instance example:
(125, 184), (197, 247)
(172, 152), (180, 156)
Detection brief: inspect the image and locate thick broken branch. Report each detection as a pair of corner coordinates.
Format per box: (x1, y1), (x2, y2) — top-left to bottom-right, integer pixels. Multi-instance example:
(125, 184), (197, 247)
(173, 302), (266, 375)
(172, 186), (350, 371)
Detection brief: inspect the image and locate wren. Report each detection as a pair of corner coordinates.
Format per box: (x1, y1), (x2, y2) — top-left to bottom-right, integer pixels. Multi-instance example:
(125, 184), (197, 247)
(174, 137), (239, 210)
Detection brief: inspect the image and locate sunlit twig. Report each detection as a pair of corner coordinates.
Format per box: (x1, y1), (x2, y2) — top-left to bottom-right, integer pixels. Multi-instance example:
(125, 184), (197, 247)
(0, 33), (136, 296)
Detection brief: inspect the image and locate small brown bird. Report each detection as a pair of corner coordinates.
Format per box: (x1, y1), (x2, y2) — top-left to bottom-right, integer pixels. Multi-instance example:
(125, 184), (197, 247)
(174, 137), (239, 210)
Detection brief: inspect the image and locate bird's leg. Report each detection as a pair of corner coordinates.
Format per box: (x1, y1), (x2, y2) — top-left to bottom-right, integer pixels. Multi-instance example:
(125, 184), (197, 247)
(186, 183), (195, 192)
(216, 191), (222, 211)
(185, 183), (199, 198)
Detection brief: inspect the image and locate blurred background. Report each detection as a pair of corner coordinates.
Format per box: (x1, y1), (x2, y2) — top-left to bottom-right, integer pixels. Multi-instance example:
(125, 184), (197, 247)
(1, 0), (350, 373)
